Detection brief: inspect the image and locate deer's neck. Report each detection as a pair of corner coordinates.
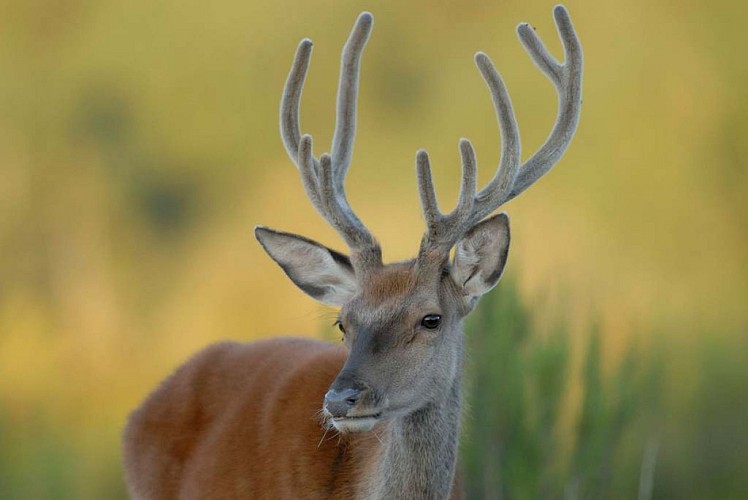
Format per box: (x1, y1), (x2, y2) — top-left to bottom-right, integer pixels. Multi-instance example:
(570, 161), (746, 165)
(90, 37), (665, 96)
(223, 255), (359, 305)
(361, 349), (463, 499)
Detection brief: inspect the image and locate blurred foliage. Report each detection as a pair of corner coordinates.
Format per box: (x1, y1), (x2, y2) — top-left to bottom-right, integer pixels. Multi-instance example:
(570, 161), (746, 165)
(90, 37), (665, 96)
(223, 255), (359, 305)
(463, 279), (746, 499)
(462, 280), (655, 498)
(462, 280), (748, 499)
(0, 0), (745, 497)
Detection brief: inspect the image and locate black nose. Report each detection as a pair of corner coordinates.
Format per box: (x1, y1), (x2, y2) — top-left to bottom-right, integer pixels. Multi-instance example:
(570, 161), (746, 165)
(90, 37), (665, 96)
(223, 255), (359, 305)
(324, 387), (361, 418)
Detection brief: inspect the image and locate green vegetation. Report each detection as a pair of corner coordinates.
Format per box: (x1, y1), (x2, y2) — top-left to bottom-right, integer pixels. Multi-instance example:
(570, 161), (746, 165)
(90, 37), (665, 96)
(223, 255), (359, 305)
(462, 279), (746, 499)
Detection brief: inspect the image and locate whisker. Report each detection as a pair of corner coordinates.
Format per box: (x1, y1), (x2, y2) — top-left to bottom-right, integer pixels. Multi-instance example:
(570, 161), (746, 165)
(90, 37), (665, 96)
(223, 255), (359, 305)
(373, 429), (384, 446)
(317, 427), (330, 448)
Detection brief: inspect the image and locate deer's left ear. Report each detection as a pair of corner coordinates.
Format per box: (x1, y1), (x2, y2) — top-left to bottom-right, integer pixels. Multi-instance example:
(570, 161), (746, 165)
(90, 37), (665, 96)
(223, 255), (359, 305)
(450, 213), (510, 311)
(254, 226), (357, 306)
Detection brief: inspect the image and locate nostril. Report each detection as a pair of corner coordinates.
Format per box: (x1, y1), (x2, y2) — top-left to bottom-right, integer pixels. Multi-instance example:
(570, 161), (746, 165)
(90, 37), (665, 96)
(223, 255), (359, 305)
(344, 393), (359, 407)
(324, 387), (362, 417)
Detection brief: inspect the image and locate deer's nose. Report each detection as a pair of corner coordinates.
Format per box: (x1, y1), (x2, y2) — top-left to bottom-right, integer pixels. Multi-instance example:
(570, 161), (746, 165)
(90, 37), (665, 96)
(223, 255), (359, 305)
(324, 387), (361, 418)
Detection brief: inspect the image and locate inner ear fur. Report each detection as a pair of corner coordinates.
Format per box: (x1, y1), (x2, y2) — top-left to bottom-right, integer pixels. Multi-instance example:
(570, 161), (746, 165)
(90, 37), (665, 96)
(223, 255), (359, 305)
(450, 213), (510, 309)
(254, 226), (357, 306)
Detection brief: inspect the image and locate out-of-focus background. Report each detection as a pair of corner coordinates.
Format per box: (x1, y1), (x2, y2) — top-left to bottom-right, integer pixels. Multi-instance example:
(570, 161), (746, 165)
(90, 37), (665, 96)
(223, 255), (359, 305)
(0, 0), (745, 497)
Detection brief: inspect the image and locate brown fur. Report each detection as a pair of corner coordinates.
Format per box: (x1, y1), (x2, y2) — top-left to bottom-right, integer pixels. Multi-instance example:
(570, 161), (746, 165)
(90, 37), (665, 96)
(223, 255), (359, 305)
(123, 337), (461, 499)
(361, 263), (417, 303)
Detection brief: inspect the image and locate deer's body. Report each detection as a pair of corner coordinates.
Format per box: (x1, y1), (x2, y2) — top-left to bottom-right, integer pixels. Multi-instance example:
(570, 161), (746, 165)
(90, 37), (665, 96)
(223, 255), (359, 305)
(124, 339), (355, 498)
(124, 6), (582, 499)
(124, 337), (463, 499)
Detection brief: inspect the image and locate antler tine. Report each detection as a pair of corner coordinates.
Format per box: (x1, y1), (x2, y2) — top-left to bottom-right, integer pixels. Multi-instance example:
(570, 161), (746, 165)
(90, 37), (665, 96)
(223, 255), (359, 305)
(331, 12), (373, 186)
(280, 13), (381, 273)
(416, 150), (440, 230)
(453, 139), (478, 220)
(507, 4), (583, 201)
(297, 134), (323, 211)
(472, 52), (522, 223)
(417, 140), (477, 250)
(280, 39), (316, 169)
(318, 152), (379, 255)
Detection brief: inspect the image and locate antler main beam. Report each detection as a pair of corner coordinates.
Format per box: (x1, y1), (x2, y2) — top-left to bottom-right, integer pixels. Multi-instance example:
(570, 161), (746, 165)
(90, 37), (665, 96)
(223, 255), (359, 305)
(418, 5), (583, 252)
(280, 13), (381, 271)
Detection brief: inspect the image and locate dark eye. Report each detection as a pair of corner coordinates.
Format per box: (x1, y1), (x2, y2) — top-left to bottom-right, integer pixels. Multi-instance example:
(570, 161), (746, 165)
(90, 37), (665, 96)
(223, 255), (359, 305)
(421, 314), (442, 329)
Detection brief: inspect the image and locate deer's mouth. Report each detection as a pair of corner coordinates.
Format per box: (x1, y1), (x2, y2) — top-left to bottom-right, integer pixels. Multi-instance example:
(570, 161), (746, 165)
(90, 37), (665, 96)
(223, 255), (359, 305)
(329, 412), (382, 433)
(334, 411), (382, 421)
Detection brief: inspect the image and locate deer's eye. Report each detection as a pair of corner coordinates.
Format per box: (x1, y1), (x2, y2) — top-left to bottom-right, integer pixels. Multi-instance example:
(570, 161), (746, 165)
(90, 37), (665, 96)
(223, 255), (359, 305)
(421, 314), (442, 329)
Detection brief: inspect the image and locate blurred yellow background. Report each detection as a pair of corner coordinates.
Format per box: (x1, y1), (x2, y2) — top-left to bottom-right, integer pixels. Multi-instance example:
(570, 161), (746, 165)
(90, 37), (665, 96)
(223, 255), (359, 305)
(0, 0), (745, 497)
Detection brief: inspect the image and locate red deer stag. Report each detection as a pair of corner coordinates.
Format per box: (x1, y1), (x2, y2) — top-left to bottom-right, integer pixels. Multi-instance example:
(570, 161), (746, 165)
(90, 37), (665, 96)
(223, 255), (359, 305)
(123, 5), (582, 499)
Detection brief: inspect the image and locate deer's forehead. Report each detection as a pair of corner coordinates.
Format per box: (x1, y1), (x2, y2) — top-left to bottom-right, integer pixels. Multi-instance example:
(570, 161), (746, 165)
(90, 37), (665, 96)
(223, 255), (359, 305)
(359, 264), (417, 300)
(343, 264), (440, 323)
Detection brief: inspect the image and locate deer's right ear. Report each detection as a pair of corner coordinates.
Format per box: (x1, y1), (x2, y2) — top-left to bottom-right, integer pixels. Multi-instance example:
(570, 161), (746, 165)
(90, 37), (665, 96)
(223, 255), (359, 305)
(450, 213), (510, 312)
(254, 226), (357, 306)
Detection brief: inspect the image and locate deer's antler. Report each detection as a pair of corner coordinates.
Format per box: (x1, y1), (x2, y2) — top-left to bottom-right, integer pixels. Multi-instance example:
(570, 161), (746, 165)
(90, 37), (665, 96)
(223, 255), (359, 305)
(417, 5), (583, 257)
(280, 13), (382, 274)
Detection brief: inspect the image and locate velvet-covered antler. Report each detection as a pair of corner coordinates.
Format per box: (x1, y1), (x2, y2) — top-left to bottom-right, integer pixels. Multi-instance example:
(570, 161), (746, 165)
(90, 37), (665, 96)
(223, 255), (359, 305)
(417, 5), (583, 256)
(280, 13), (382, 273)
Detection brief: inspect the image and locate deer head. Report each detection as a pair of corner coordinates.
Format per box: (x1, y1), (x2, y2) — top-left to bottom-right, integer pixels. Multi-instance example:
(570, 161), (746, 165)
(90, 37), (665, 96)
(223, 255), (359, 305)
(255, 6), (582, 433)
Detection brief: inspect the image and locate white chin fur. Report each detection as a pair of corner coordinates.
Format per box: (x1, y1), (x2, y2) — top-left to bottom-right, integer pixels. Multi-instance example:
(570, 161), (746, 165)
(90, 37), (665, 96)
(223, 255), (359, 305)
(331, 417), (378, 434)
